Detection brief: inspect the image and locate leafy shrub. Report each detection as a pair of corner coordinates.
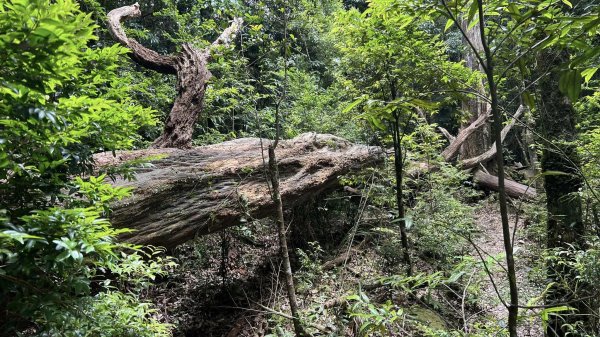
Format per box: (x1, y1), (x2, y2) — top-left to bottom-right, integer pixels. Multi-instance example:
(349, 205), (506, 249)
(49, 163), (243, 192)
(347, 291), (406, 336)
(36, 291), (172, 337)
(409, 162), (478, 264)
(0, 0), (171, 335)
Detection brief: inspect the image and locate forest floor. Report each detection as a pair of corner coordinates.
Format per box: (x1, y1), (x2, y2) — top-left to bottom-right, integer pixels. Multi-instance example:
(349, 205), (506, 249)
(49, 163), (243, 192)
(471, 201), (544, 337)
(146, 195), (547, 336)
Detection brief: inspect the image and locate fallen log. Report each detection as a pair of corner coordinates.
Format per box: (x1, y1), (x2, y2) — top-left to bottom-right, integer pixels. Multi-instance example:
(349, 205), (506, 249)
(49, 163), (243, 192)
(441, 111), (489, 161)
(473, 170), (536, 199)
(459, 105), (525, 169)
(96, 133), (382, 248)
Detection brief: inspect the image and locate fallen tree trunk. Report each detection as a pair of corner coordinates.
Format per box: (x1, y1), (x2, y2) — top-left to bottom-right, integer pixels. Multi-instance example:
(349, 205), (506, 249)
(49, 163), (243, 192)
(441, 111), (489, 161)
(96, 133), (382, 248)
(459, 105), (525, 169)
(474, 170), (536, 199)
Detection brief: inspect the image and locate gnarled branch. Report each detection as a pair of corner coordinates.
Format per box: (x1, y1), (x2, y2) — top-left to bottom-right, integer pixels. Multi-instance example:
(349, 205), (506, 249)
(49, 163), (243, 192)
(107, 3), (243, 148)
(107, 3), (177, 74)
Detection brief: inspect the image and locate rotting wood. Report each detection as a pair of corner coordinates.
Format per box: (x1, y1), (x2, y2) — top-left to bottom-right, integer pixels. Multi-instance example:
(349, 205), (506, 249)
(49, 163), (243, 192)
(95, 133), (382, 248)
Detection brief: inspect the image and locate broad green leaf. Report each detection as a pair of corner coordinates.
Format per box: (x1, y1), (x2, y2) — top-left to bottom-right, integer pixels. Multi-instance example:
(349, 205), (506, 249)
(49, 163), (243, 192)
(342, 97), (365, 114)
(561, 0), (573, 8)
(444, 18), (454, 32)
(558, 69), (582, 102)
(581, 67), (598, 83)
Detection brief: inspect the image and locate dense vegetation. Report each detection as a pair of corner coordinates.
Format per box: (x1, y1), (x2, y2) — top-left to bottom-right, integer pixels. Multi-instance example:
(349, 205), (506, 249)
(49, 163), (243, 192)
(1, 0), (599, 336)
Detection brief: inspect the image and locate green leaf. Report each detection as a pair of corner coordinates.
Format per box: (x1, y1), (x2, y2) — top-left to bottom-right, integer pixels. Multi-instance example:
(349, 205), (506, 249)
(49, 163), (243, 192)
(444, 18), (454, 32)
(342, 96), (365, 114)
(581, 67), (598, 83)
(561, 0), (573, 8)
(540, 306), (574, 329)
(467, 0), (479, 23)
(558, 69), (582, 102)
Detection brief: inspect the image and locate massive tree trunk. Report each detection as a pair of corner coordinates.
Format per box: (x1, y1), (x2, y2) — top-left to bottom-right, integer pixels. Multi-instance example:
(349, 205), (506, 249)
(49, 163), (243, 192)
(107, 3), (242, 148)
(538, 50), (587, 337)
(95, 133), (382, 248)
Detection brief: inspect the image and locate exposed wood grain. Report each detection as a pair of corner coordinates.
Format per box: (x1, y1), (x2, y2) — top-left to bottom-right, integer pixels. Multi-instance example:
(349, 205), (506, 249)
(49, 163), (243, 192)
(96, 133), (382, 248)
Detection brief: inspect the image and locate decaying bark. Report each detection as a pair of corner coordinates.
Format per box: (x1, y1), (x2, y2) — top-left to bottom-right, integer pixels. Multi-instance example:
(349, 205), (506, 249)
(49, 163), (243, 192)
(96, 133), (382, 248)
(107, 3), (242, 148)
(473, 170), (536, 199)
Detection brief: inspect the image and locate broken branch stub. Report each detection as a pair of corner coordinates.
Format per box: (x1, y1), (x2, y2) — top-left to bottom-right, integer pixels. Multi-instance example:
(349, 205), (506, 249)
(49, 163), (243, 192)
(97, 133), (382, 248)
(107, 3), (242, 148)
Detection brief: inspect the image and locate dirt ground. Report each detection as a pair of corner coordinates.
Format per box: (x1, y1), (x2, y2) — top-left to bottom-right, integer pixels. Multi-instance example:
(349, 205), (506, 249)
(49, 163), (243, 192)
(471, 201), (544, 337)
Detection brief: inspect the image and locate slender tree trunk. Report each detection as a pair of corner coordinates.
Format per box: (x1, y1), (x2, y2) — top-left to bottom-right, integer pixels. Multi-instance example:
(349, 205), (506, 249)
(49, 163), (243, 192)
(476, 1), (519, 335)
(392, 113), (412, 276)
(265, 6), (307, 336)
(267, 144), (306, 336)
(538, 49), (587, 337)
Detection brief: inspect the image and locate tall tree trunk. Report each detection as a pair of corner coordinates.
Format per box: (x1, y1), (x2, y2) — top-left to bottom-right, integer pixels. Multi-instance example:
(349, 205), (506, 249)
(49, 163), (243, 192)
(107, 3), (242, 148)
(459, 19), (492, 165)
(475, 2), (519, 335)
(538, 50), (587, 337)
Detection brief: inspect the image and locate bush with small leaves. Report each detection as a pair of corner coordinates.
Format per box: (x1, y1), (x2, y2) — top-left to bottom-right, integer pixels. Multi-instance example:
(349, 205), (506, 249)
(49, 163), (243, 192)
(0, 0), (172, 335)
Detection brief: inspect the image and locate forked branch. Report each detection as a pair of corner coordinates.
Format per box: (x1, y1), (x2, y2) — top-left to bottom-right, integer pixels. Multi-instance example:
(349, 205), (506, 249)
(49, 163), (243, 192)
(107, 3), (243, 148)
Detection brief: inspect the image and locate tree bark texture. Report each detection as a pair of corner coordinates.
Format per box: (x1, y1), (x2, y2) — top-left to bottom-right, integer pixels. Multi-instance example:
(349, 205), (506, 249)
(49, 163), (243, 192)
(538, 50), (587, 337)
(458, 19), (492, 163)
(473, 170), (536, 199)
(94, 133), (382, 248)
(107, 3), (242, 148)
